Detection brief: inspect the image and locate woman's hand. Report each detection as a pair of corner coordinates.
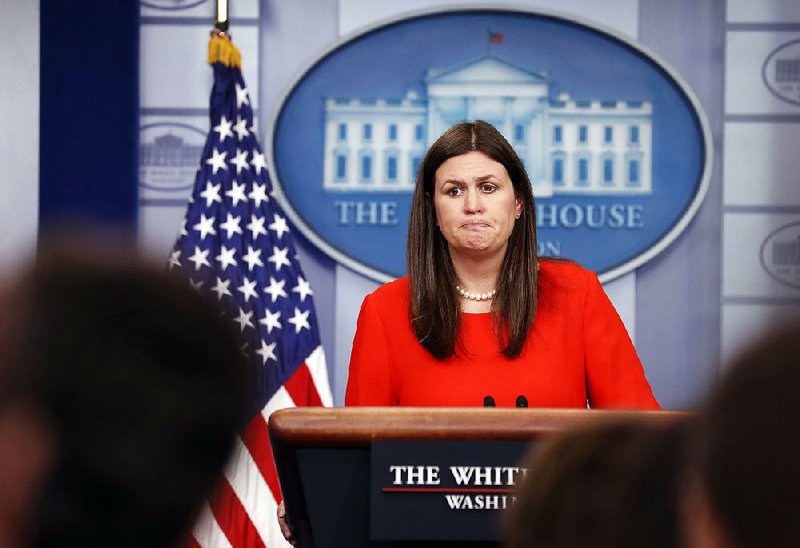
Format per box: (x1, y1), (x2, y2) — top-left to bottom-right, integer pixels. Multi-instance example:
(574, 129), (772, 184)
(276, 501), (297, 545)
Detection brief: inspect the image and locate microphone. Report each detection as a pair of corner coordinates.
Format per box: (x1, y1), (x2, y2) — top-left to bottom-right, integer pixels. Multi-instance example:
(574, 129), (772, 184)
(516, 395), (528, 408)
(483, 395), (496, 407)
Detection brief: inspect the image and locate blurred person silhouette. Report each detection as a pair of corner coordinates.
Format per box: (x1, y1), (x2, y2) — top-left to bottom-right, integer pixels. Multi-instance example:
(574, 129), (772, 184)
(0, 285), (54, 547)
(683, 323), (800, 548)
(0, 240), (250, 547)
(506, 417), (687, 548)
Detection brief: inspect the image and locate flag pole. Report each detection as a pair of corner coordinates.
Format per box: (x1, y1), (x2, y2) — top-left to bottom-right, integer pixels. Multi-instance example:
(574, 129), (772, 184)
(215, 0), (229, 33)
(208, 0), (239, 67)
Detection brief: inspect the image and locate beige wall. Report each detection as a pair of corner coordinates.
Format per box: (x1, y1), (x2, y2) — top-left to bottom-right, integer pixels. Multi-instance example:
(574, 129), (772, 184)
(0, 0), (39, 276)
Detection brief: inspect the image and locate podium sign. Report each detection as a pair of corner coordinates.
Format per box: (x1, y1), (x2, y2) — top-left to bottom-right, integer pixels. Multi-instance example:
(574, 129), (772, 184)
(371, 440), (531, 541)
(269, 407), (686, 548)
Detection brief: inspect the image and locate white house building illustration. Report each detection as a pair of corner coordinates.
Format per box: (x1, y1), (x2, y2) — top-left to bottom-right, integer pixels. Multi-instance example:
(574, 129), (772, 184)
(776, 57), (800, 82)
(323, 55), (652, 197)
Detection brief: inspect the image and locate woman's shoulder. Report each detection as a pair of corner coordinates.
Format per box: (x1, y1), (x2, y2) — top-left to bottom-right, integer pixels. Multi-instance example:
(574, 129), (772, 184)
(366, 276), (410, 307)
(537, 259), (599, 310)
(358, 277), (410, 327)
(539, 258), (595, 286)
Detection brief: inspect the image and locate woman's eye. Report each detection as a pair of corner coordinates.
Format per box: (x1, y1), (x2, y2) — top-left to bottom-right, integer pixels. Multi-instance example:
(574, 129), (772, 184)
(481, 184), (497, 193)
(447, 187), (463, 196)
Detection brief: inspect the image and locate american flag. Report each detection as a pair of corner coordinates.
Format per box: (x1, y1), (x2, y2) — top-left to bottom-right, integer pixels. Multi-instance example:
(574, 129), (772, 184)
(168, 35), (332, 548)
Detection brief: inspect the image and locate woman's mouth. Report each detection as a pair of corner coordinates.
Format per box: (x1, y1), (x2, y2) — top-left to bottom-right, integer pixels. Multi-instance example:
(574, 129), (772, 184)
(461, 222), (490, 230)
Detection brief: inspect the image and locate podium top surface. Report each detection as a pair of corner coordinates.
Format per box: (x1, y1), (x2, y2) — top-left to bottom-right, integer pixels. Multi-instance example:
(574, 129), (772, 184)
(268, 407), (688, 446)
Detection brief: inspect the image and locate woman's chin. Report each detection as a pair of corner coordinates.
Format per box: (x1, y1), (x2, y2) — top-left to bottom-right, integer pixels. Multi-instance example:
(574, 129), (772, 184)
(451, 240), (496, 256)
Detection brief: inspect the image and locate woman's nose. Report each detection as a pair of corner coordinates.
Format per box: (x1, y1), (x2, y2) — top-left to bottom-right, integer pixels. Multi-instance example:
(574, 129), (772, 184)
(464, 189), (483, 213)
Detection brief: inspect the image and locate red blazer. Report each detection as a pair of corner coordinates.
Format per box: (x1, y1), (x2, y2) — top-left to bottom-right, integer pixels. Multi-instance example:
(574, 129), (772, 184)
(345, 261), (659, 409)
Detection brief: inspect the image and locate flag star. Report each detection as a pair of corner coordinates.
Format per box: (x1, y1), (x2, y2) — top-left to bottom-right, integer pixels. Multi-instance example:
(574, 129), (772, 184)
(188, 246), (211, 271)
(269, 213), (290, 239)
(246, 214), (267, 239)
(292, 276), (313, 302)
(199, 181), (222, 207)
(193, 213), (217, 240)
(189, 278), (204, 292)
(168, 249), (181, 270)
(248, 183), (268, 208)
(219, 213), (243, 239)
(233, 117), (250, 140)
(258, 309), (282, 334)
(233, 307), (254, 332)
(215, 245), (238, 270)
(287, 307), (311, 334)
(250, 151), (268, 174)
(230, 148), (250, 174)
(210, 276), (232, 300)
(242, 245), (264, 271)
(225, 181), (248, 207)
(268, 245), (291, 272)
(264, 277), (288, 302)
(213, 115), (234, 141)
(237, 277), (259, 302)
(179, 218), (188, 236)
(240, 342), (250, 358)
(235, 82), (250, 107)
(255, 339), (277, 364)
(205, 148), (228, 174)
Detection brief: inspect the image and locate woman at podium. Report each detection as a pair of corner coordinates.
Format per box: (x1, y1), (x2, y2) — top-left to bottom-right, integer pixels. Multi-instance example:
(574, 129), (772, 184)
(345, 121), (658, 409)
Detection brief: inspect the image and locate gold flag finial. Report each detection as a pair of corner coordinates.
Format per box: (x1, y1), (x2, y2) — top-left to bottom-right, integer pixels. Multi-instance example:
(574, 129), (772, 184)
(208, 27), (241, 68)
(208, 0), (238, 67)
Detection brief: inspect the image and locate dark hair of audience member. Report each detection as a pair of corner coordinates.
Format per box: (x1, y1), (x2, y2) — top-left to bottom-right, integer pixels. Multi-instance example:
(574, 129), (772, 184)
(687, 323), (800, 548)
(506, 418), (687, 548)
(0, 287), (55, 547)
(2, 243), (251, 547)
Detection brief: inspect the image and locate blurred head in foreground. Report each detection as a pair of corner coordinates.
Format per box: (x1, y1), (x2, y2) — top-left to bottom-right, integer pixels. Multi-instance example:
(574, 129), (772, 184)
(0, 241), (249, 546)
(683, 323), (800, 548)
(506, 418), (687, 548)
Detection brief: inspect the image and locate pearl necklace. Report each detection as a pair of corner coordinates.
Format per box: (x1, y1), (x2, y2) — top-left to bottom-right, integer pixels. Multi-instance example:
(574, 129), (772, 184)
(456, 285), (496, 301)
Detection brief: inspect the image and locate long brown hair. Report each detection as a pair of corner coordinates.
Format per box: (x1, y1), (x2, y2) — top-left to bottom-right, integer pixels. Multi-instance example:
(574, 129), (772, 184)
(407, 120), (538, 359)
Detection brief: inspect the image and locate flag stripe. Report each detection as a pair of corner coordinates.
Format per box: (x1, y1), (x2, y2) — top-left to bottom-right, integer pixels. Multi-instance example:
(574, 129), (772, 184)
(240, 413), (282, 502)
(225, 438), (294, 548)
(192, 502), (233, 548)
(262, 385), (297, 419)
(284, 362), (324, 407)
(305, 346), (333, 406)
(209, 479), (265, 548)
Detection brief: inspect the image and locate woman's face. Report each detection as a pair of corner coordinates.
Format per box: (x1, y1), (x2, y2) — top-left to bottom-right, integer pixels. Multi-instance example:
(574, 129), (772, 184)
(433, 151), (522, 261)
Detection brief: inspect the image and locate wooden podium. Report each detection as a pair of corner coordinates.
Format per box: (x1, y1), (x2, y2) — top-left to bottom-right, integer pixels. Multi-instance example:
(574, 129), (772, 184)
(269, 408), (684, 548)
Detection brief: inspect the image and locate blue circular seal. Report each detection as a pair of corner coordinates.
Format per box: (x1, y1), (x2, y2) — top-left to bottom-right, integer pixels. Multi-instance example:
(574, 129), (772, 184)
(271, 7), (712, 282)
(140, 0), (209, 11)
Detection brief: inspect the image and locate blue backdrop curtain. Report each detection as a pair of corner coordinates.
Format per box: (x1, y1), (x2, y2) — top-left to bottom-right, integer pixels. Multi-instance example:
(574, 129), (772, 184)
(39, 0), (140, 234)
